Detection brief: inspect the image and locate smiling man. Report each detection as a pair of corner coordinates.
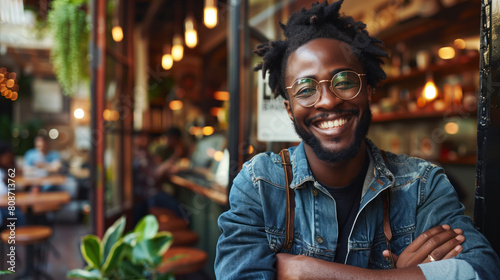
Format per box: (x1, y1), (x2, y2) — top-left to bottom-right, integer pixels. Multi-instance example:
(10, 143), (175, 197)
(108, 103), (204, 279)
(215, 1), (500, 279)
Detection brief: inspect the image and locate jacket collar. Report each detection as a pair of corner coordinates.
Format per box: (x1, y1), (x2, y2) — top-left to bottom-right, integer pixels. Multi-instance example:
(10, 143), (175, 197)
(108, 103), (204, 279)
(288, 139), (395, 195)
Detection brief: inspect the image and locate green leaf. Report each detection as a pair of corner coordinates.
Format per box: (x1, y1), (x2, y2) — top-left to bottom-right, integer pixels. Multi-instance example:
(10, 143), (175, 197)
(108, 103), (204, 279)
(118, 259), (144, 278)
(151, 232), (174, 256)
(81, 235), (102, 269)
(123, 232), (137, 246)
(157, 272), (175, 280)
(0, 270), (13, 275)
(101, 240), (128, 275)
(67, 268), (102, 280)
(132, 232), (173, 266)
(134, 215), (159, 241)
(102, 216), (126, 264)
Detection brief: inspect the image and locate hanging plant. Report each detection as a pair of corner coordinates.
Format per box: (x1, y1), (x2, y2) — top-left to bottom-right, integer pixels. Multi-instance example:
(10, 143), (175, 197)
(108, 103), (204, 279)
(47, 0), (90, 96)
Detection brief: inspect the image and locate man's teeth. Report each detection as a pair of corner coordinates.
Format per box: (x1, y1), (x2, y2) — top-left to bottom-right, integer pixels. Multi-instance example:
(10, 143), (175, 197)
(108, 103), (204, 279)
(318, 118), (347, 129)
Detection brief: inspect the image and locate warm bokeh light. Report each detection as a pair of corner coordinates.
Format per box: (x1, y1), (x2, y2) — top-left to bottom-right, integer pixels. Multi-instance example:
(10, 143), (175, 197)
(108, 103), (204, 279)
(103, 109), (120, 121)
(204, 7), (217, 29)
(438, 47), (455, 60)
(111, 26), (123, 42)
(248, 145), (254, 154)
(204, 0), (218, 29)
(48, 128), (59, 139)
(184, 17), (198, 48)
(423, 80), (438, 100)
(214, 91), (229, 101)
(453, 84), (463, 105)
(214, 150), (224, 161)
(454, 39), (466, 49)
(172, 34), (184, 62)
(189, 126), (202, 136)
(185, 30), (197, 48)
(444, 122), (460, 135)
(162, 54), (173, 70)
(210, 107), (223, 116)
(74, 108), (85, 119)
(169, 100), (183, 111)
(202, 126), (215, 136)
(417, 97), (426, 108)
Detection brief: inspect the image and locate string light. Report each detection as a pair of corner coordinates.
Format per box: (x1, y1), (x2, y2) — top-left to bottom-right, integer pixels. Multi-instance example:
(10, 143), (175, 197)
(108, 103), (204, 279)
(423, 80), (438, 100)
(172, 34), (184, 61)
(438, 47), (455, 60)
(169, 100), (183, 110)
(161, 45), (173, 70)
(204, 0), (218, 29)
(112, 26), (124, 42)
(184, 16), (198, 48)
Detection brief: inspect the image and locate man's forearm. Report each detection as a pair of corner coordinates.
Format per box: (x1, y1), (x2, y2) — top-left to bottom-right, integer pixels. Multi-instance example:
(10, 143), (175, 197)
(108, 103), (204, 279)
(276, 254), (426, 280)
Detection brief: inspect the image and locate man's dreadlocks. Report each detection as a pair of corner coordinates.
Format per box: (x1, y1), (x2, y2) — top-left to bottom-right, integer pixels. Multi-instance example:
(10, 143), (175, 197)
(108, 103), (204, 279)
(253, 0), (388, 99)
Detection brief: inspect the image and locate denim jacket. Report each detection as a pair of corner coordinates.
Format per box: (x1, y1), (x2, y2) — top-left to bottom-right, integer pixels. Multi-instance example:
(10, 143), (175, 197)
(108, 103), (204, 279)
(215, 139), (500, 279)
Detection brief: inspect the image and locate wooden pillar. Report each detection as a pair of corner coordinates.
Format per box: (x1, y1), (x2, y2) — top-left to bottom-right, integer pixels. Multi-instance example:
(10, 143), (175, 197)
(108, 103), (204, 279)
(90, 0), (106, 238)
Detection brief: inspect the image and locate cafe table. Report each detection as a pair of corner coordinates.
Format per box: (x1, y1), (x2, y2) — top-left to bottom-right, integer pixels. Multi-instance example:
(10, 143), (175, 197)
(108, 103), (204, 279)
(14, 174), (67, 190)
(0, 191), (71, 208)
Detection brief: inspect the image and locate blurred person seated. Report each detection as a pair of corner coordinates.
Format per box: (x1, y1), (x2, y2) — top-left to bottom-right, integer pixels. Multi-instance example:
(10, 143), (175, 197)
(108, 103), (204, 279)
(133, 131), (182, 225)
(0, 141), (26, 228)
(154, 127), (188, 177)
(23, 135), (63, 191)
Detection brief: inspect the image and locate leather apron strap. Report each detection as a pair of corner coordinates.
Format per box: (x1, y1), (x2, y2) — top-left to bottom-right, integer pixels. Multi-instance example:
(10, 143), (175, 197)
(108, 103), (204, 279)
(279, 149), (295, 253)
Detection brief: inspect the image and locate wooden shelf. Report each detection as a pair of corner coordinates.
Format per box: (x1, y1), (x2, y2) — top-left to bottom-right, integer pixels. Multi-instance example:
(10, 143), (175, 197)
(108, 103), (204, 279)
(372, 107), (477, 123)
(375, 0), (480, 48)
(382, 52), (479, 86)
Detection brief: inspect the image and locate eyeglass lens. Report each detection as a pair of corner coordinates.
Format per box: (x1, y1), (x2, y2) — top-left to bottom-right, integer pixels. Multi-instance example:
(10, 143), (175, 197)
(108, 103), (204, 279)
(291, 71), (362, 107)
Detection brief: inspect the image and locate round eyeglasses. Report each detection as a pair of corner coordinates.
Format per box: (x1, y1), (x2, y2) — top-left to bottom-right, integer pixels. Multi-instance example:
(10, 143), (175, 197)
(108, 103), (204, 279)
(285, 70), (366, 107)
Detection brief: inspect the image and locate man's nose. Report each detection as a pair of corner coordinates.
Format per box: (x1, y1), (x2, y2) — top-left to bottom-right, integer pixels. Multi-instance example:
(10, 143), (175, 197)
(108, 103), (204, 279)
(314, 82), (343, 109)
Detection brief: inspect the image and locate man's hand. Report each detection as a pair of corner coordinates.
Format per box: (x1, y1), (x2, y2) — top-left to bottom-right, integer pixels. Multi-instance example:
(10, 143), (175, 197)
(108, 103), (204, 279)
(382, 224), (464, 268)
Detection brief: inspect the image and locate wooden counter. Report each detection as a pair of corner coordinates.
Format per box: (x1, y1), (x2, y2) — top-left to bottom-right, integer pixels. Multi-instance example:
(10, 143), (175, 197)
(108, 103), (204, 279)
(167, 174), (228, 206)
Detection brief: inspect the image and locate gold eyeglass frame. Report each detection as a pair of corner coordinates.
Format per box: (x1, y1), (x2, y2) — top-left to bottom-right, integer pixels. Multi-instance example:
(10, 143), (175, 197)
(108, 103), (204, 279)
(285, 70), (366, 107)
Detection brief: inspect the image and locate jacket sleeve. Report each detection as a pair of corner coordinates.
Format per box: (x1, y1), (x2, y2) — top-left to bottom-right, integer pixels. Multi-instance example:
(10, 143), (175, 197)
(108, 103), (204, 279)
(415, 167), (500, 280)
(215, 165), (276, 280)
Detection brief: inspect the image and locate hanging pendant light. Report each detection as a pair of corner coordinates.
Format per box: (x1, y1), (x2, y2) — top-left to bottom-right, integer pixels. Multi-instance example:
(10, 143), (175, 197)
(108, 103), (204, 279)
(204, 0), (218, 29)
(162, 45), (174, 70)
(172, 34), (184, 61)
(184, 16), (198, 48)
(423, 73), (438, 101)
(112, 25), (124, 42)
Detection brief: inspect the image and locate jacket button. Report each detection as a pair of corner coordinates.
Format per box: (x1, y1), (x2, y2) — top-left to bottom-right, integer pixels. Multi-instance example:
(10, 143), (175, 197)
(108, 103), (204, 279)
(316, 236), (323, 243)
(312, 189), (319, 196)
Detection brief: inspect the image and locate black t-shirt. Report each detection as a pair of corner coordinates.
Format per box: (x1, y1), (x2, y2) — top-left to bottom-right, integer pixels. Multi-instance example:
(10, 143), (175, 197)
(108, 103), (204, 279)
(323, 157), (369, 263)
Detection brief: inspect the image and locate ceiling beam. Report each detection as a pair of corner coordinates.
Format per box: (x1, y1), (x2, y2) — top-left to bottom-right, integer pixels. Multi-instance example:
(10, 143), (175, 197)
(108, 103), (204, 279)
(141, 0), (166, 38)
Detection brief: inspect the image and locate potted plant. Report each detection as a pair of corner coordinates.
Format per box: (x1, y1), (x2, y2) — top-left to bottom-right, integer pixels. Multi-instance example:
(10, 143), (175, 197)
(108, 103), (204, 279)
(67, 215), (176, 280)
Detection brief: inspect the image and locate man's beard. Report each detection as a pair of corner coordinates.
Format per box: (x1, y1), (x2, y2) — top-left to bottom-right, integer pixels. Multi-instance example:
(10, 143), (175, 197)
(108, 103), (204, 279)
(292, 103), (372, 163)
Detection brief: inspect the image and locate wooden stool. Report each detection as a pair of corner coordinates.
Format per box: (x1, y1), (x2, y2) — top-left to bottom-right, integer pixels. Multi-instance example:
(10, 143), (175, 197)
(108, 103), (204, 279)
(149, 207), (180, 219)
(157, 247), (207, 275)
(1, 226), (53, 279)
(171, 229), (199, 247)
(158, 217), (189, 232)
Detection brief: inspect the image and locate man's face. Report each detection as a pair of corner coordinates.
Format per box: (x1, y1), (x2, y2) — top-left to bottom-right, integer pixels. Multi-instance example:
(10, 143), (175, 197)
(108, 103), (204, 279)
(35, 137), (48, 154)
(284, 38), (372, 163)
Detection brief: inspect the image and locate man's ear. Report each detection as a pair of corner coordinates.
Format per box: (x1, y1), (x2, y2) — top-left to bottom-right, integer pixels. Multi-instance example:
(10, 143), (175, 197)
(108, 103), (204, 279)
(284, 99), (294, 121)
(366, 84), (373, 104)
